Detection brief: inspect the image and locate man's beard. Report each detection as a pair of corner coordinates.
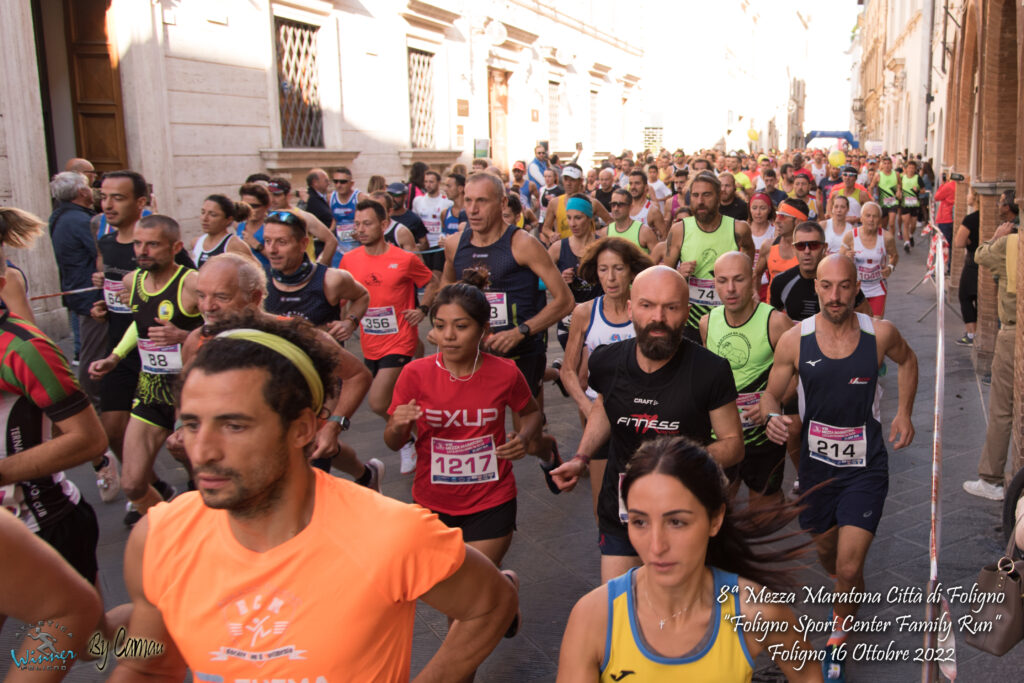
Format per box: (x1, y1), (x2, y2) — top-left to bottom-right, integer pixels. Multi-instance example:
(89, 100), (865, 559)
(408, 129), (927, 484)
(821, 301), (854, 325)
(636, 320), (685, 361)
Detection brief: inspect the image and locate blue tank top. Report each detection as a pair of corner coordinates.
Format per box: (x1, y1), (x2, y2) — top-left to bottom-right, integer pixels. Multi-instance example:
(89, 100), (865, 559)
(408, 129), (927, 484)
(442, 208), (466, 236)
(236, 221), (269, 269)
(453, 226), (543, 357)
(556, 238), (602, 305)
(263, 264), (341, 326)
(797, 313), (886, 481)
(330, 189), (360, 254)
(97, 208), (153, 239)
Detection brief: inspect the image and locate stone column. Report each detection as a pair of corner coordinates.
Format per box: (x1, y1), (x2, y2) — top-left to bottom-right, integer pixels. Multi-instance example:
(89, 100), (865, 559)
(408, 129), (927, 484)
(0, 0), (68, 339)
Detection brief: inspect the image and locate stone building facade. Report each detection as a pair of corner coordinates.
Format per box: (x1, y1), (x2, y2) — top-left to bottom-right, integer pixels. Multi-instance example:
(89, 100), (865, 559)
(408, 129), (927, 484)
(1, 0), (646, 336)
(942, 0), (1024, 465)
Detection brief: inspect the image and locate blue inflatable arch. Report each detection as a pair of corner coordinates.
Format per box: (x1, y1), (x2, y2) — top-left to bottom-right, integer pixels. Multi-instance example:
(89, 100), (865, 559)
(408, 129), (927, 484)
(804, 131), (859, 149)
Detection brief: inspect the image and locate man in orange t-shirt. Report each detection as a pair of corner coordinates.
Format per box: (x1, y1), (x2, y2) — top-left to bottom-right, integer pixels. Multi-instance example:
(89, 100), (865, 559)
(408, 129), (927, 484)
(109, 316), (517, 683)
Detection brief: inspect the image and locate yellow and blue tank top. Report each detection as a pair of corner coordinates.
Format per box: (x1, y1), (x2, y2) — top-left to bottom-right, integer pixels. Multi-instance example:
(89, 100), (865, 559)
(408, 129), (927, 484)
(601, 567), (754, 682)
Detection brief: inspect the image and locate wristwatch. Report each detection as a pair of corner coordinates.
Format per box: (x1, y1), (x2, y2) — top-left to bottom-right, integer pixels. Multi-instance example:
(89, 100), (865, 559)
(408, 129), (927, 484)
(346, 314), (360, 325)
(326, 415), (351, 431)
(517, 322), (531, 337)
(418, 304), (430, 315)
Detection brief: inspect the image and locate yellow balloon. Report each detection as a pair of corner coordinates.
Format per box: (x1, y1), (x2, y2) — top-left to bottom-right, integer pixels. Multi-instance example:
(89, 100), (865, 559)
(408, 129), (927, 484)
(828, 150), (846, 168)
(747, 128), (759, 141)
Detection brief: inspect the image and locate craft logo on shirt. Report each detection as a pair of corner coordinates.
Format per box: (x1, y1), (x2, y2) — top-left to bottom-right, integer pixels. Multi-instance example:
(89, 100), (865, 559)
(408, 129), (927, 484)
(425, 408), (499, 428)
(210, 589), (306, 664)
(616, 414), (680, 434)
(848, 377), (871, 385)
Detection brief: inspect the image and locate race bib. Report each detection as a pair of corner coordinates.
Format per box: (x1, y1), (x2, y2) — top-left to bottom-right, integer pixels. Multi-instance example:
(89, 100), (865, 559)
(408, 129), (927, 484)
(138, 339), (183, 374)
(808, 420), (867, 467)
(430, 436), (498, 485)
(688, 276), (721, 307)
(882, 196), (899, 208)
(737, 391), (762, 430)
(103, 279), (131, 314)
(486, 292), (509, 328)
(361, 306), (399, 335)
(0, 484), (21, 517)
(858, 263), (883, 283)
(903, 196), (920, 208)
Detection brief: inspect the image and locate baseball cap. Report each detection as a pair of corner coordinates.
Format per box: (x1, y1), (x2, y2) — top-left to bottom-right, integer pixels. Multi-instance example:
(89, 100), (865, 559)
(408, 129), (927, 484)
(386, 182), (408, 195)
(513, 161), (526, 171)
(562, 165), (583, 180)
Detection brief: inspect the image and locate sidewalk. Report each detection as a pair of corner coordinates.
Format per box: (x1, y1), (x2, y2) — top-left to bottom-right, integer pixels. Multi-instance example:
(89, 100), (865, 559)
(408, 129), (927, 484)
(3, 240), (1022, 681)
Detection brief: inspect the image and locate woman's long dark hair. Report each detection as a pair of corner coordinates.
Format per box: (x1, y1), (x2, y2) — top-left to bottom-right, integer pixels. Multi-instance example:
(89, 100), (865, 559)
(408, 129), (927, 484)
(621, 435), (811, 591)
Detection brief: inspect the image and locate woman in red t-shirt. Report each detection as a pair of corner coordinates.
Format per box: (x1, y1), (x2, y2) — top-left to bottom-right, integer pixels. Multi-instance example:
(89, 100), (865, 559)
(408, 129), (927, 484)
(385, 277), (542, 568)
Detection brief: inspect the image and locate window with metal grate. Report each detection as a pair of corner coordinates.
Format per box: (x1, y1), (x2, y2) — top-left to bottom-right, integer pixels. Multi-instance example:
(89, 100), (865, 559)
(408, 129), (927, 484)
(408, 49), (435, 149)
(275, 17), (324, 148)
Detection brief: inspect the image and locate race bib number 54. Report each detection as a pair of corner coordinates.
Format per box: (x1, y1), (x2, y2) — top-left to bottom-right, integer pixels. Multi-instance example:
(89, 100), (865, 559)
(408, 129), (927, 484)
(808, 420), (867, 467)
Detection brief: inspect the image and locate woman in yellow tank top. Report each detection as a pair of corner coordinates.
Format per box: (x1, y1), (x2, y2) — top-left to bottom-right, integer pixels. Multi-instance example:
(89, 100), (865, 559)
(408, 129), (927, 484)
(558, 437), (819, 682)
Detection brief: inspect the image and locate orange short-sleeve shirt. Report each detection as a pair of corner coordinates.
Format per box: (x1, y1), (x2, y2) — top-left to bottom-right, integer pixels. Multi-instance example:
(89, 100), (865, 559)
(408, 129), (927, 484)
(143, 470), (465, 682)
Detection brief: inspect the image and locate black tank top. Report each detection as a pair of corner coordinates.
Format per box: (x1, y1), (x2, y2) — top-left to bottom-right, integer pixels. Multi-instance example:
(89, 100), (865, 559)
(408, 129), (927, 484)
(0, 261), (28, 313)
(453, 226), (543, 356)
(193, 233), (231, 267)
(798, 313), (886, 481)
(556, 238), (602, 304)
(383, 221), (399, 247)
(129, 265), (202, 339)
(264, 264), (341, 326)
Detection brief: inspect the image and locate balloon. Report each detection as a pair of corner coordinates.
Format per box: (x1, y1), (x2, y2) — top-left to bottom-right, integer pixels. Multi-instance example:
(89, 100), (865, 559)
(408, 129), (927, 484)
(747, 129), (759, 141)
(828, 150), (846, 168)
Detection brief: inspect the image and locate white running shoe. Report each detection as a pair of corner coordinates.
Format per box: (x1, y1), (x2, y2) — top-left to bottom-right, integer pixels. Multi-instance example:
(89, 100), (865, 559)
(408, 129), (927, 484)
(400, 439), (417, 474)
(365, 458), (385, 493)
(963, 479), (1004, 501)
(95, 451), (121, 503)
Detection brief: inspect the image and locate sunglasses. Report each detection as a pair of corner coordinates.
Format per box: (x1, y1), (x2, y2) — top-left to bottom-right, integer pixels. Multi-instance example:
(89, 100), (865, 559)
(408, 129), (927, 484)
(267, 211), (303, 227)
(609, 201), (628, 208)
(793, 240), (824, 251)
(333, 178), (350, 184)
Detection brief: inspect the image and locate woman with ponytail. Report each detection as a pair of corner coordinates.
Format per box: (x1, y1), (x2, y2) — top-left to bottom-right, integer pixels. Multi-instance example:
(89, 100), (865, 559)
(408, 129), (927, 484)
(559, 436), (819, 682)
(0, 207), (45, 322)
(189, 195), (255, 267)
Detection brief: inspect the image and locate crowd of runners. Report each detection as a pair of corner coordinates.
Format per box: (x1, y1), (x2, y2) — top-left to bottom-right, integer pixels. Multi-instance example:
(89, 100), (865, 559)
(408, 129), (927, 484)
(1, 144), (946, 682)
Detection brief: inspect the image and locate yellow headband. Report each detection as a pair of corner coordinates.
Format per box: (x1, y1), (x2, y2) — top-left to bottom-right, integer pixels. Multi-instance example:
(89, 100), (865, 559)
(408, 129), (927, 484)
(215, 329), (324, 413)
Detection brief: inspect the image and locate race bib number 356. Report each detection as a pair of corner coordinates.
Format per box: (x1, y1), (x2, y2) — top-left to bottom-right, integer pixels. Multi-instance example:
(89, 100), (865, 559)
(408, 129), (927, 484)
(808, 420), (867, 467)
(361, 306), (399, 335)
(431, 436), (498, 485)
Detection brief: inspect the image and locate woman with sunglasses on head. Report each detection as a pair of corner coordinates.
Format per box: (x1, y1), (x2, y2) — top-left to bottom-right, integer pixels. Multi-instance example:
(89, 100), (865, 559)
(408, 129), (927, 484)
(385, 274), (543, 641)
(753, 198), (806, 296)
(841, 202), (897, 319)
(237, 183), (272, 269)
(558, 436), (818, 682)
(548, 194), (606, 349)
(190, 195), (255, 268)
(560, 238), (652, 518)
(746, 192), (776, 302)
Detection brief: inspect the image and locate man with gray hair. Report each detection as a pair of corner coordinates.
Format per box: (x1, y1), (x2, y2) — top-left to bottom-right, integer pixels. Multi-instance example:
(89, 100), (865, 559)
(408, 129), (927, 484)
(49, 170), (121, 502)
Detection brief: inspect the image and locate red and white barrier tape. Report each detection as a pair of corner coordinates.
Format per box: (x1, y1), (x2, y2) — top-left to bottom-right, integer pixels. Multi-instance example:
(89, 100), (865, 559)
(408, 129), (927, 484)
(28, 286), (100, 302)
(922, 224), (957, 681)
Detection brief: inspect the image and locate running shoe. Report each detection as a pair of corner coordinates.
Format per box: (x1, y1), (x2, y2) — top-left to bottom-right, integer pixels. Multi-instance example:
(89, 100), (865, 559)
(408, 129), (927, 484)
(71, 354), (80, 367)
(903, 241), (911, 253)
(822, 643), (845, 682)
(910, 235), (915, 247)
(123, 502), (141, 527)
(364, 458), (385, 493)
(539, 442), (563, 495)
(791, 479), (801, 495)
(94, 451), (121, 503)
(400, 438), (417, 474)
(956, 334), (974, 346)
(963, 479), (1004, 501)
